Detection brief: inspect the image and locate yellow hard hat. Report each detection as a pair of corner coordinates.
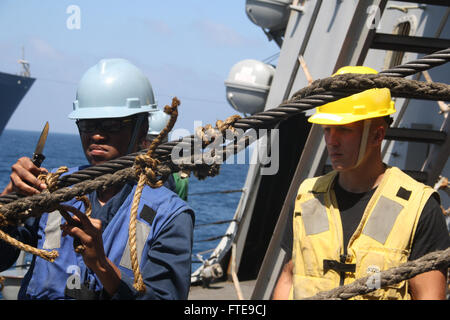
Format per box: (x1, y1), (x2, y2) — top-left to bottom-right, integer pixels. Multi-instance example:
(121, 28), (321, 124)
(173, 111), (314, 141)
(308, 66), (395, 125)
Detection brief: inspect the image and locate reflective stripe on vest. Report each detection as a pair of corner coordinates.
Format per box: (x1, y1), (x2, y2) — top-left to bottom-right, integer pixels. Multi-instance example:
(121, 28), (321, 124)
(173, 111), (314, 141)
(362, 195), (404, 244)
(43, 211), (62, 249)
(292, 167), (435, 300)
(41, 211), (152, 269)
(119, 219), (151, 269)
(300, 194), (329, 235)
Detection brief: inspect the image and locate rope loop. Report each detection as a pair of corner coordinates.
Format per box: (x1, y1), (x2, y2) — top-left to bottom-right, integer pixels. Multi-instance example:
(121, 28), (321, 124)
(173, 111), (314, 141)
(38, 166), (69, 192)
(133, 154), (163, 188)
(216, 114), (242, 135)
(196, 114), (242, 147)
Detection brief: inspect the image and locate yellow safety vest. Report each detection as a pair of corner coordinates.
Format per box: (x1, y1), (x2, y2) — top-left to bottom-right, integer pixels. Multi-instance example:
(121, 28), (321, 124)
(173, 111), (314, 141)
(291, 166), (436, 300)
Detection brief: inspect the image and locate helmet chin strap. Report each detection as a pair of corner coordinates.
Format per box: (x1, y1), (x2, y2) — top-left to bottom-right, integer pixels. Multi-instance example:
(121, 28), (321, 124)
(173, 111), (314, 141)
(127, 113), (146, 154)
(355, 119), (371, 168)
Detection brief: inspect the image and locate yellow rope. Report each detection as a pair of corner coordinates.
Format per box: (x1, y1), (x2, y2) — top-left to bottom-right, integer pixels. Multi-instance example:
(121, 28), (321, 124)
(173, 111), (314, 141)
(75, 195), (92, 218)
(129, 174), (147, 293)
(216, 115), (242, 134)
(129, 97), (180, 293)
(0, 228), (58, 262)
(38, 166), (68, 192)
(195, 115), (241, 147)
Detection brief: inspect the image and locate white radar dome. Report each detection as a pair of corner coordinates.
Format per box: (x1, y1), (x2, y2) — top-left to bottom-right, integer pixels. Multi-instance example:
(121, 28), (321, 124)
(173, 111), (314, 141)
(224, 59), (275, 115)
(245, 0), (292, 31)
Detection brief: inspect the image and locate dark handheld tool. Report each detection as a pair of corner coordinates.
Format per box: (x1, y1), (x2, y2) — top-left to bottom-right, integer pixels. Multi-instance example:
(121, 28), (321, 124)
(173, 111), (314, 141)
(32, 122), (49, 167)
(59, 207), (85, 254)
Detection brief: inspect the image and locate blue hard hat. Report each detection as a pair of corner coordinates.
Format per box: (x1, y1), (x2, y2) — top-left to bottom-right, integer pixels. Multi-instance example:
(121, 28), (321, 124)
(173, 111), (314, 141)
(148, 109), (171, 135)
(69, 58), (157, 119)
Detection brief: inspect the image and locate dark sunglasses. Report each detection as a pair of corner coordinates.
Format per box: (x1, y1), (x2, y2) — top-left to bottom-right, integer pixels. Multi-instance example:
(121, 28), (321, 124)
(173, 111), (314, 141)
(76, 117), (135, 134)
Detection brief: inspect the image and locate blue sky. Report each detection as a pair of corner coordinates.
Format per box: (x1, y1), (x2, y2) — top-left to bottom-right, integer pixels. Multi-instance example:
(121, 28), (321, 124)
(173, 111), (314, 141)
(0, 0), (278, 135)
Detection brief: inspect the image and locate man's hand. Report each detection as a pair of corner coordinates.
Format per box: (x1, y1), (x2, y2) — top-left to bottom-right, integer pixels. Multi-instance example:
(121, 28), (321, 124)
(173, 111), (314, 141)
(1, 157), (48, 196)
(60, 205), (121, 296)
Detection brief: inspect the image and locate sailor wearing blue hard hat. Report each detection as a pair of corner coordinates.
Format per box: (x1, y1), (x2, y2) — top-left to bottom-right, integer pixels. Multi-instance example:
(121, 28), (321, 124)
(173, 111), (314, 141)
(1, 59), (194, 300)
(69, 58), (158, 163)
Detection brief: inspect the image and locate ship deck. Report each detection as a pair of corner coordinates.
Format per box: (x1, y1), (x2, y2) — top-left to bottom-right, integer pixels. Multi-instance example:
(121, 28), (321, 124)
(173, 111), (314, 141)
(188, 280), (257, 300)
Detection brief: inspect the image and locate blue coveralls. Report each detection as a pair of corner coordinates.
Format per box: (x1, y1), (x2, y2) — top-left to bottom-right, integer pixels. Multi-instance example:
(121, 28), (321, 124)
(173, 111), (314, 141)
(0, 166), (194, 299)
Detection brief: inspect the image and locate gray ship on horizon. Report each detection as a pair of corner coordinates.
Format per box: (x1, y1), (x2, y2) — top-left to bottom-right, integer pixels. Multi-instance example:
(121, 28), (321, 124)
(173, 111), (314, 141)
(0, 57), (35, 135)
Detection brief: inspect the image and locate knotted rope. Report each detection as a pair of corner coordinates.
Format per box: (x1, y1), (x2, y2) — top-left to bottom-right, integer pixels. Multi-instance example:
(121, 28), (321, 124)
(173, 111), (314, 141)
(0, 167), (94, 262)
(306, 247), (450, 300)
(128, 97), (180, 293)
(0, 225), (58, 262)
(0, 167), (72, 262)
(195, 115), (242, 147)
(38, 166), (69, 192)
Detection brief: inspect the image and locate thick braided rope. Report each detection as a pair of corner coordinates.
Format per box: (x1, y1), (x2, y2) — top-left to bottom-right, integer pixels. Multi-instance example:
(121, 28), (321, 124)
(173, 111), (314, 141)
(284, 73), (450, 107)
(0, 73), (448, 208)
(378, 48), (450, 77)
(0, 77), (448, 227)
(0, 58), (447, 271)
(0, 167), (137, 224)
(306, 247), (450, 300)
(0, 49), (448, 205)
(128, 97), (180, 293)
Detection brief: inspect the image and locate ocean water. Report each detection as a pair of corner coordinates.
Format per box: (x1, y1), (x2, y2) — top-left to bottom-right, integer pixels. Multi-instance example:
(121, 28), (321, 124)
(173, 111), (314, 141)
(0, 129), (249, 290)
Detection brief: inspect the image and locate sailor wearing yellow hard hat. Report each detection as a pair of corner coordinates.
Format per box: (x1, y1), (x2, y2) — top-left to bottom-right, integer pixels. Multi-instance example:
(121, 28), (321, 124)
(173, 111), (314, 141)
(273, 66), (450, 300)
(308, 66), (396, 169)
